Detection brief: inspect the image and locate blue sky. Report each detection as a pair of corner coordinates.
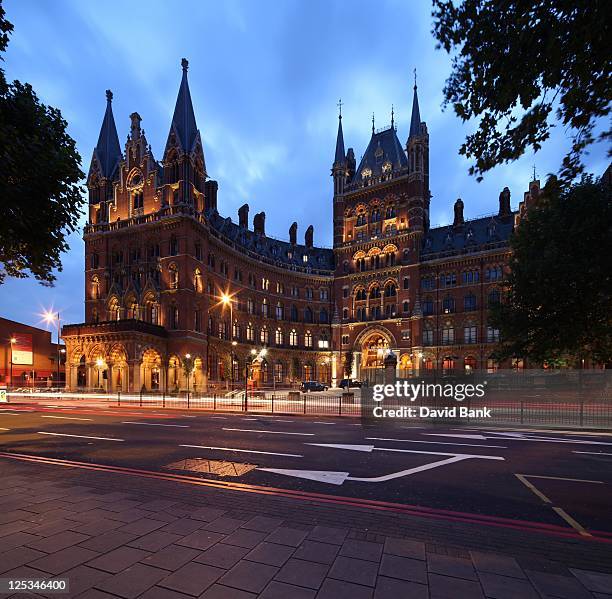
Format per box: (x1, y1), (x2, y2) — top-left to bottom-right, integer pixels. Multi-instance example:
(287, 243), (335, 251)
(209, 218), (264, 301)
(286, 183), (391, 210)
(1, 0), (609, 330)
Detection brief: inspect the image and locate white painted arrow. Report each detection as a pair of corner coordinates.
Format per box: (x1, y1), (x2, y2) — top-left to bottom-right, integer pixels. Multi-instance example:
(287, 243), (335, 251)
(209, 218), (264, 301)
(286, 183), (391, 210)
(424, 433), (488, 440)
(307, 443), (504, 460)
(257, 468), (350, 485)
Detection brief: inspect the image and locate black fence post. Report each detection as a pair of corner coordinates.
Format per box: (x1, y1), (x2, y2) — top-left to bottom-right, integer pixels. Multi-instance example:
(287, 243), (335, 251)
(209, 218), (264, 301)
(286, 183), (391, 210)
(272, 394), (274, 414)
(520, 399), (524, 424)
(303, 394), (306, 415)
(117, 391), (121, 407)
(214, 394), (217, 411)
(187, 392), (190, 409)
(162, 392), (165, 409)
(579, 393), (584, 427)
(339, 395), (342, 416)
(139, 390), (143, 407)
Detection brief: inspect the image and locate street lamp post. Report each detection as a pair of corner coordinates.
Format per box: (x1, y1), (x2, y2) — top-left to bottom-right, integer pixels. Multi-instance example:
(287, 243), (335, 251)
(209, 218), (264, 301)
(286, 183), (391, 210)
(43, 310), (62, 389)
(220, 293), (235, 391)
(9, 337), (16, 390)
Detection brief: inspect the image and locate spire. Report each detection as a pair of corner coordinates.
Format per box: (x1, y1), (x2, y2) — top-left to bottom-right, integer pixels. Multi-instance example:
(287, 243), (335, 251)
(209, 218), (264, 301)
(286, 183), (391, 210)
(409, 69), (421, 139)
(391, 104), (395, 129)
(93, 90), (121, 179)
(372, 112), (375, 134)
(334, 99), (345, 165)
(169, 58), (199, 152)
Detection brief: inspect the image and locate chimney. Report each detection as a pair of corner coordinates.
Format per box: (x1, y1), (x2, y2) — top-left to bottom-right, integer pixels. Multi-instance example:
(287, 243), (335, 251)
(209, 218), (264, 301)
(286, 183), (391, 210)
(289, 222), (297, 245)
(453, 198), (464, 228)
(305, 225), (314, 248)
(498, 186), (511, 218)
(253, 211), (266, 236)
(238, 203), (249, 228)
(205, 180), (218, 212)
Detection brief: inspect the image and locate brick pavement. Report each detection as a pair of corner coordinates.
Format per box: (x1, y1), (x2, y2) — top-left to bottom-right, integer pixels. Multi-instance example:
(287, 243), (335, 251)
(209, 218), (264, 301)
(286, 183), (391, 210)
(0, 458), (611, 598)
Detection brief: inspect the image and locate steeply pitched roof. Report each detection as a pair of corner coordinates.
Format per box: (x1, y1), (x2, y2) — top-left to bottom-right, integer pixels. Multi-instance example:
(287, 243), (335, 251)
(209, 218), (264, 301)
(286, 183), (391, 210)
(169, 58), (199, 152)
(351, 126), (408, 183)
(334, 115), (345, 165)
(408, 84), (421, 139)
(93, 90), (121, 179)
(421, 213), (515, 259)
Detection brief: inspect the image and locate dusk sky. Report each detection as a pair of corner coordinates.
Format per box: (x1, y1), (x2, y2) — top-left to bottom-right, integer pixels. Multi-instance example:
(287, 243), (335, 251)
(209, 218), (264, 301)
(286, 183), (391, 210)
(1, 0), (609, 331)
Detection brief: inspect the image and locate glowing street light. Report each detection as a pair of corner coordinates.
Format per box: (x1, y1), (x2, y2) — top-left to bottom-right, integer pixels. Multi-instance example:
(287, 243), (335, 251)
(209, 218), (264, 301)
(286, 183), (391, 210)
(8, 337), (16, 389)
(43, 309), (63, 389)
(96, 357), (104, 388)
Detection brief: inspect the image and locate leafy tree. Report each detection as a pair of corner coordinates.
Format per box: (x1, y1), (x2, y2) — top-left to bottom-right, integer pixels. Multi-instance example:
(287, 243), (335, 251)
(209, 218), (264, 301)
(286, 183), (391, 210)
(432, 0), (611, 182)
(343, 350), (354, 378)
(0, 3), (84, 285)
(489, 175), (612, 365)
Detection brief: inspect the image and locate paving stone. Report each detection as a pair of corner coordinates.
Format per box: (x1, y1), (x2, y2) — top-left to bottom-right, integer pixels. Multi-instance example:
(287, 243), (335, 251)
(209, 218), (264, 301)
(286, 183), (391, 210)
(274, 557), (329, 590)
(383, 537), (426, 560)
(158, 561), (225, 596)
(429, 573), (485, 599)
(138, 586), (195, 599)
(70, 588), (118, 599)
(259, 580), (316, 599)
(86, 546), (151, 573)
(47, 564), (111, 597)
(199, 584), (257, 599)
(102, 499), (143, 512)
(265, 527), (308, 547)
(26, 518), (80, 538)
(379, 553), (427, 584)
(374, 576), (428, 599)
(428, 553), (477, 581)
(204, 517), (246, 534)
(470, 551), (526, 579)
(175, 529), (225, 551)
(526, 570), (592, 599)
(141, 544), (201, 572)
(328, 556), (378, 587)
(104, 508), (153, 523)
(223, 528), (268, 549)
(0, 520), (33, 538)
(127, 530), (182, 552)
(26, 530), (89, 553)
(478, 571), (540, 599)
(0, 546), (46, 574)
(0, 531), (41, 552)
(138, 499), (178, 512)
(318, 577), (373, 599)
(190, 506), (227, 522)
(571, 569), (612, 594)
(118, 517), (166, 536)
(293, 540), (339, 565)
(240, 516), (284, 533)
(245, 541), (294, 566)
(159, 518), (203, 536)
(77, 530), (139, 553)
(339, 539), (383, 562)
(219, 559), (279, 594)
(94, 562), (166, 598)
(195, 543), (250, 569)
(28, 545), (99, 575)
(66, 518), (122, 537)
(307, 525), (348, 545)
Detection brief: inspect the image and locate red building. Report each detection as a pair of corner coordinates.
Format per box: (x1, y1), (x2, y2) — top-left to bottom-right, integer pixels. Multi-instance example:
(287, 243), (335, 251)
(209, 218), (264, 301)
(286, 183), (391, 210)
(0, 317), (65, 387)
(62, 59), (534, 392)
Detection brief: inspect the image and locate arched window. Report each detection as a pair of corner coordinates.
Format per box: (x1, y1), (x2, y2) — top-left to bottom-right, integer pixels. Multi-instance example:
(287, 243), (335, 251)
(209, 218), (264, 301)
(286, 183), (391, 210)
(194, 268), (202, 293)
(370, 286), (381, 299)
(384, 283), (397, 297)
(464, 293), (477, 311)
(262, 298), (269, 317)
(246, 322), (254, 342)
(275, 328), (284, 346)
(488, 289), (501, 306)
(442, 295), (455, 314)
(170, 236), (178, 256)
(169, 305), (179, 329)
(304, 331), (313, 348)
(91, 276), (100, 300)
(370, 209), (381, 223)
(276, 302), (284, 320)
(304, 307), (313, 323)
(290, 305), (298, 321)
(289, 330), (298, 347)
(260, 326), (269, 345)
(319, 308), (328, 323)
(168, 263), (179, 289)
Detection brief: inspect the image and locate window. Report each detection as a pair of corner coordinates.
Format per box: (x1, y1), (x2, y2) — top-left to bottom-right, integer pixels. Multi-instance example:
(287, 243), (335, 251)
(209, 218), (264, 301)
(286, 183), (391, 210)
(343, 287), (349, 298)
(274, 363), (284, 383)
(487, 326), (500, 343)
(218, 320), (227, 339)
(276, 282), (284, 294)
(168, 263), (179, 289)
(488, 289), (501, 306)
(462, 270), (479, 284)
(370, 305), (382, 320)
(170, 236), (178, 256)
(194, 310), (201, 332)
(384, 283), (397, 297)
(262, 298), (269, 318)
(423, 329), (434, 346)
(305, 287), (313, 300)
(370, 286), (381, 299)
(440, 273), (457, 287)
(261, 278), (269, 290)
(464, 294), (477, 311)
(319, 308), (328, 323)
(342, 335), (349, 345)
(342, 308), (348, 320)
(195, 243), (202, 261)
(304, 307), (313, 323)
(423, 298), (434, 316)
(421, 276), (436, 290)
(132, 191), (143, 210)
(403, 277), (410, 290)
(401, 330), (410, 340)
(464, 326), (477, 344)
(485, 266), (503, 282)
(442, 295), (455, 314)
(442, 327), (455, 345)
(289, 330), (298, 347)
(385, 303), (396, 317)
(90, 253), (99, 269)
(169, 306), (179, 329)
(246, 323), (254, 342)
(291, 286), (299, 297)
(290, 304), (298, 321)
(318, 334), (329, 349)
(260, 326), (269, 344)
(355, 288), (366, 301)
(276, 302), (284, 320)
(370, 209), (381, 223)
(385, 206), (396, 219)
(232, 322), (240, 340)
(403, 300), (410, 313)
(275, 328), (284, 346)
(487, 357), (499, 373)
(320, 288), (329, 300)
(304, 331), (313, 348)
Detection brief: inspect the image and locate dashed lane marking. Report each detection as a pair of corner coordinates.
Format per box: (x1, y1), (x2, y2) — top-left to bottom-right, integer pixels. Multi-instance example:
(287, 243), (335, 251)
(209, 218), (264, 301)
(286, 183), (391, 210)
(366, 437), (506, 449)
(36, 431), (125, 442)
(121, 421), (190, 428)
(222, 428), (314, 436)
(179, 444), (303, 458)
(573, 451), (612, 456)
(42, 415), (93, 421)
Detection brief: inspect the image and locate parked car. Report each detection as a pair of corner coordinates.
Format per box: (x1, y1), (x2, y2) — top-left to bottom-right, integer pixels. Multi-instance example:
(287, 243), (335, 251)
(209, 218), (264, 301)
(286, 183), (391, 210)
(339, 379), (363, 389)
(300, 381), (328, 392)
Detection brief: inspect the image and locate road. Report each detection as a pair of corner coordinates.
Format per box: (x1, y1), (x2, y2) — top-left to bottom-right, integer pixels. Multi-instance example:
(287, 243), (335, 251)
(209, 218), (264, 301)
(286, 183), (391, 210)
(1, 402), (611, 541)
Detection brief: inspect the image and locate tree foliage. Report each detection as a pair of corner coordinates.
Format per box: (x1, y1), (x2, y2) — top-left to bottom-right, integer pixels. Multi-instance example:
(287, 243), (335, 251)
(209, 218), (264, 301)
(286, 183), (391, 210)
(489, 175), (612, 365)
(432, 0), (611, 182)
(0, 2), (84, 285)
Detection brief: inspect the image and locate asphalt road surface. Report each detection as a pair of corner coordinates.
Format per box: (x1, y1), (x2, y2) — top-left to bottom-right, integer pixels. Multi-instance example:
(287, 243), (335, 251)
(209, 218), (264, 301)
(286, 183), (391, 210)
(1, 403), (611, 540)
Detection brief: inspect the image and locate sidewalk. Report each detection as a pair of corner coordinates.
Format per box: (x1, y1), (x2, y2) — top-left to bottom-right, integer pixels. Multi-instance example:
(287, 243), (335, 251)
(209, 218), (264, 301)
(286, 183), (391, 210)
(0, 456), (611, 598)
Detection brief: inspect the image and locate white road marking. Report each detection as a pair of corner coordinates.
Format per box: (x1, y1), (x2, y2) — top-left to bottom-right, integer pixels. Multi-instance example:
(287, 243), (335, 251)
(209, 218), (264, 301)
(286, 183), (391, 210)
(308, 443), (505, 460)
(180, 444), (303, 458)
(573, 451), (612, 456)
(122, 421), (189, 428)
(0, 427), (10, 431)
(42, 415), (93, 421)
(428, 432), (612, 446)
(0, 412), (23, 416)
(524, 474), (604, 484)
(425, 433), (488, 440)
(222, 428), (314, 436)
(313, 422), (336, 425)
(37, 431), (124, 442)
(258, 468), (350, 485)
(366, 437), (506, 449)
(210, 416), (227, 419)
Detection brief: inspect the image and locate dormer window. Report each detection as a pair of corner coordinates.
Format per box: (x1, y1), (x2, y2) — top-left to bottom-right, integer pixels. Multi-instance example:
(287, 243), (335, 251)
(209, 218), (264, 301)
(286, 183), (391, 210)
(382, 161), (392, 174)
(361, 167), (372, 180)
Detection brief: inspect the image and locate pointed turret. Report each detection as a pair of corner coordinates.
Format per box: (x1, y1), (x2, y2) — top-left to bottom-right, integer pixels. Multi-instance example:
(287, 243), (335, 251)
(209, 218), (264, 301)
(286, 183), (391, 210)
(334, 113), (345, 166)
(408, 83), (421, 140)
(91, 90), (121, 180)
(332, 102), (348, 247)
(169, 58), (199, 153)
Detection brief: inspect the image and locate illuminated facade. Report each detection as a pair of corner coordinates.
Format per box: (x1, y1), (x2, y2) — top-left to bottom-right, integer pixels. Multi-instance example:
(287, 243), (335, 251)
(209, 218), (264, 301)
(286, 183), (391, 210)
(62, 59), (532, 392)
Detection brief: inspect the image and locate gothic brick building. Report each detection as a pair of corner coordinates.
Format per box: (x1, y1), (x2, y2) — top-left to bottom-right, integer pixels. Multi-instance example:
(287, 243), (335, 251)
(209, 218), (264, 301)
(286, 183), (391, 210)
(62, 59), (536, 392)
